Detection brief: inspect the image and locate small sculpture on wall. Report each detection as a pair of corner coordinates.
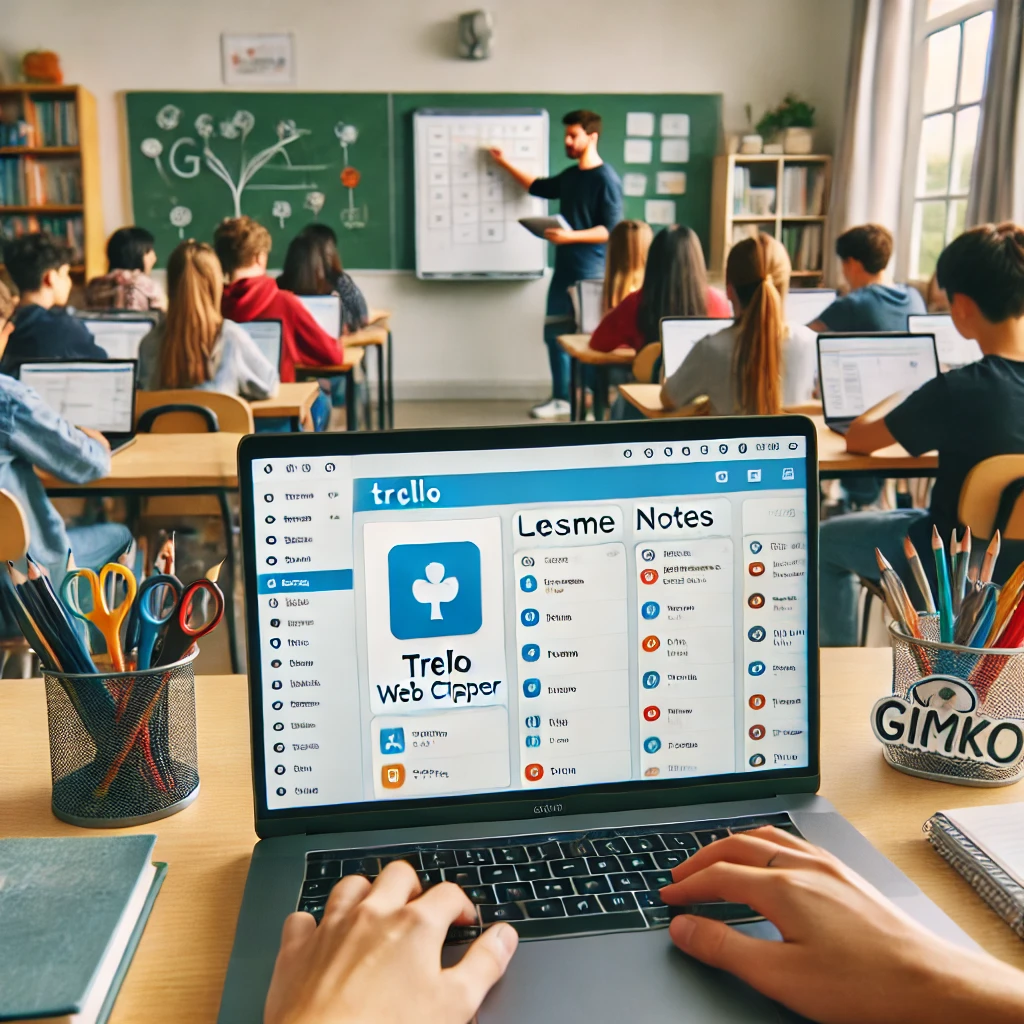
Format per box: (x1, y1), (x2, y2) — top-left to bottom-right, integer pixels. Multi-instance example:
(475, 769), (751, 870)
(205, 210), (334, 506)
(457, 11), (494, 60)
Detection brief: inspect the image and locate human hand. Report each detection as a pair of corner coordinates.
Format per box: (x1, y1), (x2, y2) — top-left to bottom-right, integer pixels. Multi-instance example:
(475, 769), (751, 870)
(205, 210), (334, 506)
(543, 227), (574, 244)
(78, 426), (111, 451)
(661, 826), (1024, 1024)
(487, 145), (506, 164)
(264, 861), (518, 1024)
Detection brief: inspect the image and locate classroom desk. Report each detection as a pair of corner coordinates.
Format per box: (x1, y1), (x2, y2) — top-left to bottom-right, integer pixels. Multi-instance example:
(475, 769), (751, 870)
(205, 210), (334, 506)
(367, 307), (394, 429)
(344, 323), (389, 431)
(250, 382), (320, 432)
(1, 649), (1021, 1022)
(557, 333), (635, 422)
(294, 347), (365, 432)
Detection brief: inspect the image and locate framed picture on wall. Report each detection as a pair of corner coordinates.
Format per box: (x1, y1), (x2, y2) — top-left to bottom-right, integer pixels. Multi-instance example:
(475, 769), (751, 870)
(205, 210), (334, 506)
(221, 33), (295, 87)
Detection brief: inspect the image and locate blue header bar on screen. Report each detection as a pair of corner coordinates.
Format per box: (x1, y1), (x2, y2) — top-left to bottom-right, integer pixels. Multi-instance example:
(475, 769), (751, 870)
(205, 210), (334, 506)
(257, 570), (353, 595)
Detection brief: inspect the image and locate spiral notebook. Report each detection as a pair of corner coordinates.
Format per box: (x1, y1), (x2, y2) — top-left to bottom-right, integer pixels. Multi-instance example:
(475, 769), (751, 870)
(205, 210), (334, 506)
(924, 803), (1024, 939)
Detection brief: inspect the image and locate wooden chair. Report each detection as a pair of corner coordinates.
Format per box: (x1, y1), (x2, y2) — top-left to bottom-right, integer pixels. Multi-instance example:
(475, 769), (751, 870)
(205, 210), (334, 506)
(0, 488), (33, 677)
(134, 390), (254, 434)
(631, 343), (661, 385)
(958, 455), (1024, 582)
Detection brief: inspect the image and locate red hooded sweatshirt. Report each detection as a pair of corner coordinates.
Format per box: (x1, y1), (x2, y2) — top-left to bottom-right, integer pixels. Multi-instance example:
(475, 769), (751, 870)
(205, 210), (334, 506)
(221, 275), (344, 382)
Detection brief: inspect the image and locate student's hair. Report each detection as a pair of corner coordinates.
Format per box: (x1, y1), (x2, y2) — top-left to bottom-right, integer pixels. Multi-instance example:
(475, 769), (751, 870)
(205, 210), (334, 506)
(213, 216), (272, 276)
(0, 278), (15, 324)
(835, 224), (893, 274)
(158, 240), (224, 389)
(936, 222), (1024, 322)
(105, 226), (156, 272)
(602, 220), (653, 313)
(636, 225), (709, 343)
(563, 109), (602, 136)
(277, 224), (344, 296)
(3, 232), (73, 292)
(727, 234), (791, 415)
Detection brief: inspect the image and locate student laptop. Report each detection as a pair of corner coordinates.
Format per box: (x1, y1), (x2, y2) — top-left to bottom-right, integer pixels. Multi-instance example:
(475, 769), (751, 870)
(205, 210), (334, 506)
(297, 295), (342, 339)
(572, 279), (604, 335)
(79, 316), (154, 360)
(908, 313), (983, 368)
(220, 419), (972, 1022)
(243, 319), (283, 370)
(784, 288), (836, 327)
(18, 359), (138, 453)
(817, 332), (939, 436)
(659, 317), (726, 380)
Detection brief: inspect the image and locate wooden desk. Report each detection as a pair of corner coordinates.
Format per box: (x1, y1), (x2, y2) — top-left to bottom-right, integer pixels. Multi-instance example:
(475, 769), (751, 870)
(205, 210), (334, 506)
(294, 347), (365, 432)
(557, 334), (636, 422)
(3, 650), (1023, 1022)
(250, 382), (320, 432)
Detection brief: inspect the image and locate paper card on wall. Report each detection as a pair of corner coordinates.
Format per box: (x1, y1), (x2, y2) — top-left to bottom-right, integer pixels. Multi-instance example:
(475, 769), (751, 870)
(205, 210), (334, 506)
(645, 199), (677, 225)
(623, 173), (648, 197)
(660, 113), (690, 137)
(660, 138), (689, 163)
(626, 112), (655, 137)
(656, 171), (687, 195)
(624, 138), (653, 164)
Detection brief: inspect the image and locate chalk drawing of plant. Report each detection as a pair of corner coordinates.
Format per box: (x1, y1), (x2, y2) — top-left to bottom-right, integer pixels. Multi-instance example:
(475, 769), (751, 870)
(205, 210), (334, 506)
(272, 200), (292, 228)
(140, 138), (171, 185)
(334, 121), (367, 230)
(304, 191), (325, 218)
(156, 104), (182, 131)
(170, 205), (192, 239)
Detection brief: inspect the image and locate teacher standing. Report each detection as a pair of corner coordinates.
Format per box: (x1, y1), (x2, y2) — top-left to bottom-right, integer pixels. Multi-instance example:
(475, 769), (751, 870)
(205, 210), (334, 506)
(489, 109), (623, 419)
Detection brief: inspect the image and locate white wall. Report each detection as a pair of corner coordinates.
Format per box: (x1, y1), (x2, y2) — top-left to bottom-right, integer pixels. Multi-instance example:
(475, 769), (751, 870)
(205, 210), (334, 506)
(1, 0), (854, 399)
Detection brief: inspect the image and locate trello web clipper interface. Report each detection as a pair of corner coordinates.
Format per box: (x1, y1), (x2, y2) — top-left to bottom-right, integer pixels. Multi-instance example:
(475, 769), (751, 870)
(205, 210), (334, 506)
(252, 437), (811, 811)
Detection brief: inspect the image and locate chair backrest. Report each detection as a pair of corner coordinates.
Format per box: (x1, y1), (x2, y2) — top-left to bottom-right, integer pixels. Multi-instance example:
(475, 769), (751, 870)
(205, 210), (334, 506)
(632, 342), (662, 384)
(134, 389), (254, 434)
(959, 455), (1024, 540)
(0, 488), (30, 562)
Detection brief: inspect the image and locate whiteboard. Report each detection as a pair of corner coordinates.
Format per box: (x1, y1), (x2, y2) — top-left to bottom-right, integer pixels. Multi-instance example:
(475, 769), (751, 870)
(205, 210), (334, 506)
(414, 108), (549, 279)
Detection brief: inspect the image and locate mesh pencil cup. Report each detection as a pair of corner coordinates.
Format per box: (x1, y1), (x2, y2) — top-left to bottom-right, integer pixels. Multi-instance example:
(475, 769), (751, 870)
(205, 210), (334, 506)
(42, 650), (200, 827)
(876, 618), (1024, 786)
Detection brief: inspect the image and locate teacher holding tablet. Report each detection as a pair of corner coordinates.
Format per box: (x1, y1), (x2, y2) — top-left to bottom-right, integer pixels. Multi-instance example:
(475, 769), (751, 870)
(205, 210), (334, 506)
(489, 109), (622, 420)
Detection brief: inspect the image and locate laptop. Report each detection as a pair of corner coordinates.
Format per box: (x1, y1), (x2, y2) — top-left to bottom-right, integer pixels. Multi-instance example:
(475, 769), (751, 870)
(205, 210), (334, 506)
(297, 295), (342, 339)
(659, 317), (727, 380)
(572, 279), (605, 335)
(784, 288), (836, 327)
(817, 332), (939, 436)
(243, 319), (283, 370)
(18, 359), (138, 453)
(79, 316), (154, 360)
(908, 313), (983, 368)
(220, 418), (972, 1022)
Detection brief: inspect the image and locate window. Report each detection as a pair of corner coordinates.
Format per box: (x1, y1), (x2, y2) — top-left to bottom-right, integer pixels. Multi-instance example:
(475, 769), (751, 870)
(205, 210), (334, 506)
(902, 0), (994, 280)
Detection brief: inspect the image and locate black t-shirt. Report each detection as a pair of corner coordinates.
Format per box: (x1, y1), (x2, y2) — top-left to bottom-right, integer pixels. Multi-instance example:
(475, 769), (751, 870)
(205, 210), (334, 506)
(0, 304), (108, 377)
(529, 163), (623, 283)
(886, 355), (1024, 547)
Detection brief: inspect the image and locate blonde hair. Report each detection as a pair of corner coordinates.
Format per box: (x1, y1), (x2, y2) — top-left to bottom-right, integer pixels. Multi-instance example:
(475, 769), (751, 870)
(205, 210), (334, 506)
(159, 240), (224, 389)
(727, 234), (791, 415)
(602, 220), (653, 313)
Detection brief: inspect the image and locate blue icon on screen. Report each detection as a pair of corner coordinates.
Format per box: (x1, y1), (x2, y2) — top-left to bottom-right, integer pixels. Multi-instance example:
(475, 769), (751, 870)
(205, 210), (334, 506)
(642, 671), (661, 689)
(380, 728), (405, 755)
(644, 736), (662, 754)
(749, 540), (763, 554)
(526, 735), (541, 748)
(521, 608), (540, 627)
(641, 601), (660, 620)
(387, 541), (482, 640)
(525, 715), (541, 728)
(523, 678), (542, 698)
(522, 643), (540, 662)
(748, 625), (767, 643)
(748, 660), (766, 676)
(520, 575), (537, 593)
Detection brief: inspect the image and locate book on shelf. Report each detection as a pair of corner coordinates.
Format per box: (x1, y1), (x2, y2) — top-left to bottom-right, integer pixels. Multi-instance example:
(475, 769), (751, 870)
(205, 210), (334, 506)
(781, 223), (823, 272)
(782, 165), (827, 216)
(0, 214), (84, 263)
(0, 120), (34, 147)
(0, 157), (82, 205)
(732, 223), (773, 244)
(22, 98), (79, 148)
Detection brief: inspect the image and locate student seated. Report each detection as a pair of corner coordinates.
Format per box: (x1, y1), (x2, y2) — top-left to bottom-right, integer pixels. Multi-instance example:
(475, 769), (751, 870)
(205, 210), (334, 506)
(137, 240), (278, 399)
(263, 828), (1024, 1024)
(84, 226), (168, 313)
(820, 222), (1024, 645)
(661, 234), (816, 414)
(0, 233), (107, 377)
(278, 224), (369, 334)
(589, 224), (730, 353)
(601, 219), (653, 314)
(808, 223), (925, 333)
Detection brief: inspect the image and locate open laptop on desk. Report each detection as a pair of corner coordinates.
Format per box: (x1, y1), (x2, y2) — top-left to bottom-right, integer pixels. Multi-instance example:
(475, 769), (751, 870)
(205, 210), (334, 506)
(818, 332), (939, 436)
(908, 313), (983, 368)
(659, 317), (727, 380)
(78, 316), (154, 361)
(297, 295), (342, 339)
(785, 287), (836, 327)
(244, 319), (283, 370)
(18, 359), (138, 453)
(221, 419), (972, 1023)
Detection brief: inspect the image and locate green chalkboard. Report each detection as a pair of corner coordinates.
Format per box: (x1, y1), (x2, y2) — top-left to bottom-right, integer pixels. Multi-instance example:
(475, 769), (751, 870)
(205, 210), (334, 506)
(125, 91), (721, 271)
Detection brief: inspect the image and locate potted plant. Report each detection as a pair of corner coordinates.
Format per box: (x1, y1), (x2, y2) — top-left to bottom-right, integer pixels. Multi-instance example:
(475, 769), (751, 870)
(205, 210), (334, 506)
(756, 94), (816, 154)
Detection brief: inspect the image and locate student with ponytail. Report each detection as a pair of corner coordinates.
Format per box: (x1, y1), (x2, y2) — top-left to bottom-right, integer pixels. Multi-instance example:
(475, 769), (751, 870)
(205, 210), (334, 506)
(660, 233), (816, 414)
(137, 240), (278, 399)
(601, 219), (653, 315)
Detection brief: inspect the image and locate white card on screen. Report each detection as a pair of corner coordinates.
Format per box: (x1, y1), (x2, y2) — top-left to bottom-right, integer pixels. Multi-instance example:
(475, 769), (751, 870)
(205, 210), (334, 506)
(518, 214), (571, 238)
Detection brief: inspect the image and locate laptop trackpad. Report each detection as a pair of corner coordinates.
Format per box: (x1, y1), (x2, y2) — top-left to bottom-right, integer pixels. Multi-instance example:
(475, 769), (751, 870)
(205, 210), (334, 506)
(447, 926), (804, 1023)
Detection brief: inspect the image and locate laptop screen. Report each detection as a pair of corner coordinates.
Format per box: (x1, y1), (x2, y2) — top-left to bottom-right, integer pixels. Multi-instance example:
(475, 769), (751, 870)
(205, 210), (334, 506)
(659, 318), (727, 379)
(576, 279), (604, 335)
(19, 360), (137, 434)
(785, 289), (837, 327)
(244, 320), (283, 369)
(241, 423), (815, 821)
(80, 318), (152, 360)
(907, 314), (983, 367)
(297, 295), (342, 339)
(818, 333), (939, 422)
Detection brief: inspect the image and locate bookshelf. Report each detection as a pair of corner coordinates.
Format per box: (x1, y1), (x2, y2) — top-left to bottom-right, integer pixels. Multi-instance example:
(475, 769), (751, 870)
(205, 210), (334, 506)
(0, 84), (103, 282)
(710, 153), (832, 286)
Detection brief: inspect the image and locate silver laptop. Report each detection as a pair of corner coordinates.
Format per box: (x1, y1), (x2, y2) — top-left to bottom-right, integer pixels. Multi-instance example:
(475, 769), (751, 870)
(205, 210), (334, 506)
(297, 294), (342, 339)
(573, 279), (605, 335)
(818, 332), (939, 435)
(79, 316), (154, 360)
(659, 317), (727, 380)
(908, 313), (983, 368)
(243, 319), (283, 370)
(785, 288), (836, 327)
(18, 358), (138, 452)
(220, 418), (972, 1022)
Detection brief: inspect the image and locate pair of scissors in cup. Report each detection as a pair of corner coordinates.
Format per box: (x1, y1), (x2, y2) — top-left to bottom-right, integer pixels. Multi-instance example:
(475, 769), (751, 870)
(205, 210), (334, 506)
(135, 576), (225, 669)
(60, 563), (137, 672)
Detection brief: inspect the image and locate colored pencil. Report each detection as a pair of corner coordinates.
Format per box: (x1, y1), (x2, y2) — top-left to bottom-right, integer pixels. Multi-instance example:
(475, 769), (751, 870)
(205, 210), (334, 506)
(981, 531), (1001, 584)
(956, 527), (972, 611)
(933, 527), (955, 643)
(966, 587), (998, 647)
(902, 535), (936, 613)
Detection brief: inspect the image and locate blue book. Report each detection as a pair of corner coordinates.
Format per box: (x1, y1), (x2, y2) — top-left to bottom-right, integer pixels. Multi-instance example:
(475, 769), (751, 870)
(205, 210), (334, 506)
(0, 835), (166, 1023)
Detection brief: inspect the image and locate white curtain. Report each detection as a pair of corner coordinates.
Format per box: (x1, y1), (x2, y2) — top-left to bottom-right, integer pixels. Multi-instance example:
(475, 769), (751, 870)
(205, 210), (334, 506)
(825, 0), (915, 286)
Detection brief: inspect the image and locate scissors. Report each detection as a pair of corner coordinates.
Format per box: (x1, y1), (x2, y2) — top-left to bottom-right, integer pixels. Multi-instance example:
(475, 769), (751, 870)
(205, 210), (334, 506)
(152, 579), (225, 667)
(131, 574), (185, 670)
(60, 564), (137, 672)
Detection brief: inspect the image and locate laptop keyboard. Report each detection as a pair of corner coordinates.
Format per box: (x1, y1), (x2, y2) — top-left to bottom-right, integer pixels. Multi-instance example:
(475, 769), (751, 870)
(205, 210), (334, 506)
(300, 812), (800, 942)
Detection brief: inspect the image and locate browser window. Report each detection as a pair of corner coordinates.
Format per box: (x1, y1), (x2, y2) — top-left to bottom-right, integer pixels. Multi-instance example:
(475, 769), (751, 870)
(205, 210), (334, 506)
(80, 319), (152, 360)
(659, 318), (727, 379)
(19, 361), (136, 433)
(907, 314), (982, 368)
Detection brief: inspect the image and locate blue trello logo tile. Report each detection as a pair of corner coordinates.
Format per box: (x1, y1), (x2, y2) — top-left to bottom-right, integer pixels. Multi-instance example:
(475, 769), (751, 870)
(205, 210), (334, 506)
(388, 541), (482, 640)
(380, 727), (405, 755)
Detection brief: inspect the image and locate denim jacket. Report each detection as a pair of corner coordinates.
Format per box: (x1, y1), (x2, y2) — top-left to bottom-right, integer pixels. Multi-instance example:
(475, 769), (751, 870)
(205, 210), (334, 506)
(0, 374), (110, 580)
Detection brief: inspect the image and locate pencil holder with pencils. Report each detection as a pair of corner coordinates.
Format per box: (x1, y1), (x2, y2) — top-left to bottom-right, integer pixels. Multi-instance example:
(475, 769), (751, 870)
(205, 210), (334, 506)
(42, 650), (200, 827)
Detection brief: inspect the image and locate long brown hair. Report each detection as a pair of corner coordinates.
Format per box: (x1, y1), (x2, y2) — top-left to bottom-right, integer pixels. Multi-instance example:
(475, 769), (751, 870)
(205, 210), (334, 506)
(637, 225), (709, 343)
(727, 234), (790, 414)
(159, 240), (224, 388)
(602, 220), (652, 313)
(277, 225), (343, 296)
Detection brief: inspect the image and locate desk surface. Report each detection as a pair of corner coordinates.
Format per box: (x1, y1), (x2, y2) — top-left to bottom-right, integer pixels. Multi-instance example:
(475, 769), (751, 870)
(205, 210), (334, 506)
(344, 324), (388, 348)
(295, 345), (365, 376)
(249, 382), (320, 420)
(2, 650), (1022, 1023)
(557, 333), (635, 366)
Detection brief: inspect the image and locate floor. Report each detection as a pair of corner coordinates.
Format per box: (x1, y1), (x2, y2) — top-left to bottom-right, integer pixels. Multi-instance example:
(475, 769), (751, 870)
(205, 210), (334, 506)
(330, 398), (539, 431)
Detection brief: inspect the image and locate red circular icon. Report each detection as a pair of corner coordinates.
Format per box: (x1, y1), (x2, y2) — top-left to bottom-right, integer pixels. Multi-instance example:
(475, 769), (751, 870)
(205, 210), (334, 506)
(340, 166), (362, 188)
(524, 763), (544, 781)
(643, 705), (661, 722)
(748, 562), (766, 577)
(748, 593), (765, 609)
(749, 694), (766, 710)
(749, 724), (766, 740)
(640, 568), (659, 585)
(642, 635), (660, 652)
